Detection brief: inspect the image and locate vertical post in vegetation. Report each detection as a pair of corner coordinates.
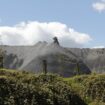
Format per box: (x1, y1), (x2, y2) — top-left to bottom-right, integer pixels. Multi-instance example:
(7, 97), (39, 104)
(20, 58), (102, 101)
(42, 60), (47, 75)
(0, 34), (4, 68)
(76, 62), (80, 75)
(0, 49), (4, 68)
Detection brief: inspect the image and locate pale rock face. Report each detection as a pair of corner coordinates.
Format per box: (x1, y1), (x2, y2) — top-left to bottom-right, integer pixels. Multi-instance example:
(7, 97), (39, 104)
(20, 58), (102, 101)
(1, 42), (105, 77)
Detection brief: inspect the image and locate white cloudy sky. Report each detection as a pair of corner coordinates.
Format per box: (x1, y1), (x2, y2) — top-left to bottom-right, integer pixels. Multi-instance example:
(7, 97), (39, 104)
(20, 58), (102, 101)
(92, 0), (105, 13)
(0, 21), (92, 47)
(0, 0), (105, 48)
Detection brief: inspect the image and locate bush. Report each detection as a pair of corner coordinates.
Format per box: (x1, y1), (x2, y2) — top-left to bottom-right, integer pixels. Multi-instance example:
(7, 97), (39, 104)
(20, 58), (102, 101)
(83, 74), (105, 102)
(65, 74), (105, 104)
(0, 69), (86, 105)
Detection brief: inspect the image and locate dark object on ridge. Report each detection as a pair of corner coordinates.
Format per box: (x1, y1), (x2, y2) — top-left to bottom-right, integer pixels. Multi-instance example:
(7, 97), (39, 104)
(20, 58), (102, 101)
(42, 60), (47, 75)
(53, 37), (60, 45)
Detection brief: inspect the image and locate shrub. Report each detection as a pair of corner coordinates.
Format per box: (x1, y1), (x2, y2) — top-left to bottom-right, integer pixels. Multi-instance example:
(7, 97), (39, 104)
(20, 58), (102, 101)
(0, 69), (86, 105)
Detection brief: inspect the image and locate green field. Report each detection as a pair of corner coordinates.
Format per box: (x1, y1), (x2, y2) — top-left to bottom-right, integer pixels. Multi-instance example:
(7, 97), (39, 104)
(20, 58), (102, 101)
(0, 69), (105, 105)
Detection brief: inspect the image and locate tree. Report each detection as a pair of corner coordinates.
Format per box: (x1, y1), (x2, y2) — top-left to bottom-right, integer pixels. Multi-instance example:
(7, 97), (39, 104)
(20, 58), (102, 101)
(0, 49), (4, 68)
(0, 34), (4, 68)
(76, 62), (80, 75)
(42, 60), (47, 75)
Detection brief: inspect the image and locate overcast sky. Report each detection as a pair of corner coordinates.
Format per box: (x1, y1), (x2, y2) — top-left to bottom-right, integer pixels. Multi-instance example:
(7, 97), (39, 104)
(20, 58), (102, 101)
(0, 0), (105, 48)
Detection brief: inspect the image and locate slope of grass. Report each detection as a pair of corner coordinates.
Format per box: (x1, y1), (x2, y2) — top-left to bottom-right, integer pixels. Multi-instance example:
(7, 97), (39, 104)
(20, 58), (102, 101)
(64, 73), (105, 105)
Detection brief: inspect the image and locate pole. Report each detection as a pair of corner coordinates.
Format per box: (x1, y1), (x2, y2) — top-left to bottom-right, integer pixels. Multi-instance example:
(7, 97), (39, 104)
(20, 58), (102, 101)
(0, 34), (3, 68)
(42, 60), (47, 75)
(76, 62), (80, 75)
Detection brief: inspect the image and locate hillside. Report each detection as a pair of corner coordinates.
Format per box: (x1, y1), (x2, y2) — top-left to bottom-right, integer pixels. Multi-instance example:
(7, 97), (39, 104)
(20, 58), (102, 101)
(65, 73), (105, 105)
(0, 69), (105, 105)
(0, 41), (105, 76)
(1, 43), (90, 77)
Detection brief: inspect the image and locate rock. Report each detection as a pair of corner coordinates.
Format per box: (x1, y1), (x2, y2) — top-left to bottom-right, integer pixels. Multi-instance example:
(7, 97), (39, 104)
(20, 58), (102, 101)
(53, 37), (60, 45)
(0, 42), (105, 77)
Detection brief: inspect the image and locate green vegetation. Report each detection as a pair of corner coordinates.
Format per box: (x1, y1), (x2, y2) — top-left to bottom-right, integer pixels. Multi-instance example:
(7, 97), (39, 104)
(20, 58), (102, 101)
(0, 69), (105, 105)
(0, 69), (86, 105)
(64, 73), (105, 105)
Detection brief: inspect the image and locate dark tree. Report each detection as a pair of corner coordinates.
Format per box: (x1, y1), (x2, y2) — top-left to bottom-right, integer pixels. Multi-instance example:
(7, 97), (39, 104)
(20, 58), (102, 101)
(42, 60), (47, 75)
(76, 62), (80, 75)
(0, 49), (4, 68)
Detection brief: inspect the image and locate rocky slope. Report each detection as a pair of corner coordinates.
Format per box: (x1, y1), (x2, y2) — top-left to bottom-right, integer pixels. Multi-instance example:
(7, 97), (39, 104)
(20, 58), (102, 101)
(0, 41), (105, 77)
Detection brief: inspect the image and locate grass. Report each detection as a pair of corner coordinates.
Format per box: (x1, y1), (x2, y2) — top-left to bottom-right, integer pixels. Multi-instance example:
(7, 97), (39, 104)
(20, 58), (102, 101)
(64, 73), (105, 105)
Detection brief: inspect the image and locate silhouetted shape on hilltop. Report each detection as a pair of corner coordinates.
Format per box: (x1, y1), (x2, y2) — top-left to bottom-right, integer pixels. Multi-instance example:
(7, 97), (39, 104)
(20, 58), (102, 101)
(53, 37), (60, 45)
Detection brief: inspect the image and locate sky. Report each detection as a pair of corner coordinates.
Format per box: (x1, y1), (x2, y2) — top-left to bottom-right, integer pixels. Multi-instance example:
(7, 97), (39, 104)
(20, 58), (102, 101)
(0, 0), (105, 48)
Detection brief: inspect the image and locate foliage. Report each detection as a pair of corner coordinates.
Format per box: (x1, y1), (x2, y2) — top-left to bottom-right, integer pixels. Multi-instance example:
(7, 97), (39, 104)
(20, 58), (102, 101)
(65, 73), (105, 104)
(1, 69), (105, 105)
(0, 69), (86, 105)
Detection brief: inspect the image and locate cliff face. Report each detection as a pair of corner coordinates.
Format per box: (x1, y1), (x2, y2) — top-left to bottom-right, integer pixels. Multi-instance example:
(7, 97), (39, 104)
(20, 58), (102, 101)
(69, 48), (105, 73)
(1, 42), (105, 77)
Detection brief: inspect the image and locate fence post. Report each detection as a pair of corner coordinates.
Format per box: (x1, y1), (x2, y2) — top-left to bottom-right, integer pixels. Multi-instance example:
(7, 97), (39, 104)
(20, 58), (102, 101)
(0, 49), (4, 68)
(76, 62), (80, 75)
(42, 60), (47, 75)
